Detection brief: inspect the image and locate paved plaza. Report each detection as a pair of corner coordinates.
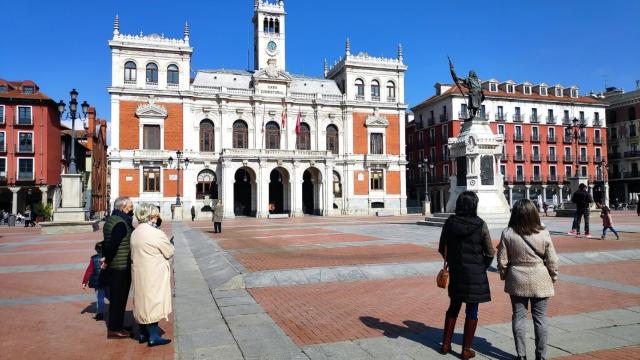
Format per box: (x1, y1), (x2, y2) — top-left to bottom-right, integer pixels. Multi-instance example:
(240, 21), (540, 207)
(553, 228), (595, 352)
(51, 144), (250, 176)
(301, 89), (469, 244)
(1, 212), (640, 359)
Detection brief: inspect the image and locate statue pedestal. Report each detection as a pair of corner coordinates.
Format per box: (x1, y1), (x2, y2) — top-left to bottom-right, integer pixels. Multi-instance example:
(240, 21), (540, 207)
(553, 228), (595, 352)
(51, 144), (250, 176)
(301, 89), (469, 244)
(45, 174), (97, 234)
(422, 201), (431, 216)
(445, 118), (511, 228)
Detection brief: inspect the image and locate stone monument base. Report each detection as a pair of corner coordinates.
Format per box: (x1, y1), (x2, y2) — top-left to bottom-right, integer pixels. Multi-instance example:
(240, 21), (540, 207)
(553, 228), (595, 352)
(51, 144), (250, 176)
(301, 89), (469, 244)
(53, 207), (86, 222)
(39, 220), (100, 234)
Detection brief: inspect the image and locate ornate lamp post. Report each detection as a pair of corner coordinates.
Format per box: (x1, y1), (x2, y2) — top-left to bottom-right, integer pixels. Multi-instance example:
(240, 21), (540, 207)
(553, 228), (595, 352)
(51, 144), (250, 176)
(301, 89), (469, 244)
(598, 160), (608, 206)
(168, 151), (190, 206)
(418, 158), (434, 214)
(566, 117), (586, 179)
(57, 89), (89, 174)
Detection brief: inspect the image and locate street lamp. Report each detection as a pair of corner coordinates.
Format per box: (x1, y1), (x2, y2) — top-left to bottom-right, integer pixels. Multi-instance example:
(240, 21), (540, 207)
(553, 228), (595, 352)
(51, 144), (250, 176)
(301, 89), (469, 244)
(598, 160), (608, 205)
(418, 158), (434, 203)
(58, 89), (90, 174)
(566, 117), (586, 179)
(168, 150), (190, 206)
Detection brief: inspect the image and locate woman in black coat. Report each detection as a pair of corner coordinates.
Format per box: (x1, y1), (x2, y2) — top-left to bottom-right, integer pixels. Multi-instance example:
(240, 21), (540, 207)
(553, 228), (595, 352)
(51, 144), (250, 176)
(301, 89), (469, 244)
(438, 191), (495, 359)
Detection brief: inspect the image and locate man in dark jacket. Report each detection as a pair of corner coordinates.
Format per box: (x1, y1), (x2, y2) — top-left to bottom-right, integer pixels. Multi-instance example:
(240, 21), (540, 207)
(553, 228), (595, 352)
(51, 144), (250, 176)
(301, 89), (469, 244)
(102, 196), (134, 339)
(569, 183), (593, 236)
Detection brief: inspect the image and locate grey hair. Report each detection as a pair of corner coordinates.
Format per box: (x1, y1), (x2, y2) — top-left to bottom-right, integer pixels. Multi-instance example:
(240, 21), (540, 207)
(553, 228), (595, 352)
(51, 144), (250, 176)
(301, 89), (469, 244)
(113, 197), (132, 211)
(135, 203), (160, 222)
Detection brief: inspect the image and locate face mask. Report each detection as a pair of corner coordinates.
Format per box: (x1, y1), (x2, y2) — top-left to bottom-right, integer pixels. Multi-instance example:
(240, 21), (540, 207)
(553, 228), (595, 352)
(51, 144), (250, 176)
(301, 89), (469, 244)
(127, 210), (134, 216)
(156, 218), (162, 228)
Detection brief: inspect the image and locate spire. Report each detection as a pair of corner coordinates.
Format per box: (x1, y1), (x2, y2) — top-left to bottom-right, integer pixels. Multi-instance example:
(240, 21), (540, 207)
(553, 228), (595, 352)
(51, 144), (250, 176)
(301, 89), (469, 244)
(345, 38), (351, 56)
(278, 0), (284, 6)
(254, 0), (260, 9)
(113, 14), (120, 36)
(323, 58), (328, 78)
(397, 43), (403, 62)
(183, 21), (190, 41)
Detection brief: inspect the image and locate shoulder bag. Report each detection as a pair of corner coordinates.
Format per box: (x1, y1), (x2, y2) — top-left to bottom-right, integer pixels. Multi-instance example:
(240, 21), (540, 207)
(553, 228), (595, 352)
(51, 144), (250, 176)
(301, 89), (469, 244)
(518, 233), (546, 261)
(437, 246), (449, 289)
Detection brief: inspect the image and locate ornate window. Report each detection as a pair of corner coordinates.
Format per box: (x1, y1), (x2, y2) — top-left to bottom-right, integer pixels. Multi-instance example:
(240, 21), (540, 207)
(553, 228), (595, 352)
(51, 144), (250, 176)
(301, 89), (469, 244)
(326, 124), (339, 154)
(333, 171), (342, 198)
(370, 169), (384, 190)
(275, 19), (280, 33)
(199, 120), (215, 152)
(124, 61), (136, 82)
(371, 80), (380, 100)
(232, 120), (248, 149)
(370, 133), (384, 154)
(355, 79), (365, 98)
(143, 167), (160, 192)
(167, 64), (179, 85)
(386, 81), (396, 101)
(196, 170), (217, 199)
(296, 123), (310, 150)
(146, 63), (158, 84)
(265, 121), (280, 149)
(143, 125), (161, 150)
(263, 18), (269, 32)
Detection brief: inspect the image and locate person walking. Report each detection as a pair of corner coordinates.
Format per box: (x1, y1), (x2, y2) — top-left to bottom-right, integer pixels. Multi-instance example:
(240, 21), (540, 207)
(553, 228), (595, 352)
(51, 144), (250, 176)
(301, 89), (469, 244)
(81, 242), (108, 321)
(190, 205), (196, 221)
(600, 204), (620, 240)
(542, 202), (548, 217)
(569, 183), (593, 237)
(131, 203), (174, 347)
(213, 199), (223, 234)
(497, 199), (559, 360)
(439, 191), (495, 359)
(102, 197), (135, 339)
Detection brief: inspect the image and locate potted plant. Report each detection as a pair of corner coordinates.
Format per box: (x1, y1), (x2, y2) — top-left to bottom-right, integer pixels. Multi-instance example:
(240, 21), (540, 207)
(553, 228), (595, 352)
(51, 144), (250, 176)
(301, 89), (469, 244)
(33, 203), (54, 222)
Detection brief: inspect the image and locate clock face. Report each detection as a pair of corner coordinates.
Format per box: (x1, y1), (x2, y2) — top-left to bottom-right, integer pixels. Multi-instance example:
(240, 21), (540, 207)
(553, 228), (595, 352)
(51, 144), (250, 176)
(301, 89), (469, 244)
(267, 41), (277, 53)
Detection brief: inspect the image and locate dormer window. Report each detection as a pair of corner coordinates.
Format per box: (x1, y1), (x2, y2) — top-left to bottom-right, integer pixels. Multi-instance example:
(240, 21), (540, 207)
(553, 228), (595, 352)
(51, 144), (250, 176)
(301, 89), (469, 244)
(540, 87), (548, 96)
(0, 85), (7, 92)
(555, 87), (562, 97)
(506, 84), (515, 93)
(571, 88), (579, 98)
(489, 83), (497, 92)
(23, 86), (34, 94)
(524, 86), (532, 95)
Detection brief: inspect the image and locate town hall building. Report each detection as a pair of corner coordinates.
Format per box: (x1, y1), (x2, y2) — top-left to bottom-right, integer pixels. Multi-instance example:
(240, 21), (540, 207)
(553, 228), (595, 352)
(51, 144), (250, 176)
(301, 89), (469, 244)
(108, 0), (408, 218)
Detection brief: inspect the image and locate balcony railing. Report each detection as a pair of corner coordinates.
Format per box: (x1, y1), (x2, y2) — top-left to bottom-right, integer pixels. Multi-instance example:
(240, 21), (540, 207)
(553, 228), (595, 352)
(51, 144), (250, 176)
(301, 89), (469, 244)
(563, 136), (573, 144)
(495, 113), (506, 122)
(124, 80), (136, 85)
(513, 114), (523, 122)
(439, 114), (448, 123)
(356, 95), (365, 101)
(530, 114), (540, 123)
(594, 155), (603, 163)
(623, 171), (640, 179)
(547, 135), (557, 143)
(578, 136), (588, 144)
(458, 111), (469, 119)
(387, 97), (396, 102)
(589, 175), (605, 182)
(530, 175), (543, 183)
(513, 153), (526, 162)
(478, 112), (489, 120)
(547, 175), (559, 183)
(371, 95), (380, 102)
(593, 119), (602, 127)
(547, 154), (557, 162)
(609, 171), (622, 179)
(530, 154), (542, 162)
(546, 116), (556, 124)
(578, 155), (589, 163)
(563, 155), (574, 163)
(562, 117), (572, 125)
(427, 118), (435, 126)
(513, 134), (525, 142)
(511, 175), (526, 183)
(609, 153), (622, 159)
(624, 151), (640, 158)
(530, 134), (540, 142)
(593, 136), (603, 144)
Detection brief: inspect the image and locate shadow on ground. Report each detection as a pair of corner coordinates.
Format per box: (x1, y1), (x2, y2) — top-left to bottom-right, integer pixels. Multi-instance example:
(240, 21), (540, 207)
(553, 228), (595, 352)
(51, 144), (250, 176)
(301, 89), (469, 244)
(360, 316), (513, 360)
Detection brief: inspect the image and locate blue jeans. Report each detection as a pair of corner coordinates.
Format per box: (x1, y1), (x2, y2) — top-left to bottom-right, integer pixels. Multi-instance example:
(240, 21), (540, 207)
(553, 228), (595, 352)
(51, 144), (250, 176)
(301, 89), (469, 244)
(572, 208), (590, 233)
(602, 226), (619, 237)
(447, 299), (479, 320)
(96, 287), (107, 314)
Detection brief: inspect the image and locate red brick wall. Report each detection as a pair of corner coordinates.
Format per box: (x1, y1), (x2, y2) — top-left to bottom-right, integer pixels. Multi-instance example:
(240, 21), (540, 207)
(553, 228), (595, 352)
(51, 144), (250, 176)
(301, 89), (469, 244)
(354, 170), (369, 195)
(119, 101), (183, 150)
(353, 113), (368, 155)
(386, 171), (400, 195)
(163, 169), (178, 197)
(119, 169), (139, 197)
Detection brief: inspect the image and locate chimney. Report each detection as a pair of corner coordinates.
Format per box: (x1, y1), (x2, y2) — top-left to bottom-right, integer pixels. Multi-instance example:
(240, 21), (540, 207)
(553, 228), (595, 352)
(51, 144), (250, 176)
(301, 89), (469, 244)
(87, 107), (96, 136)
(435, 83), (453, 96)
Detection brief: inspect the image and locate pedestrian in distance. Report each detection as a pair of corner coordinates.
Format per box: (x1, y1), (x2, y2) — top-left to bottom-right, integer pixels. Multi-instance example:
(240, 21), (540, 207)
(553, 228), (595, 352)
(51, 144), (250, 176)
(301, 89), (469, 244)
(542, 202), (548, 217)
(190, 205), (196, 221)
(213, 199), (223, 234)
(102, 196), (135, 339)
(568, 183), (593, 237)
(497, 199), (559, 360)
(131, 203), (174, 347)
(599, 204), (620, 240)
(81, 241), (108, 321)
(439, 191), (495, 359)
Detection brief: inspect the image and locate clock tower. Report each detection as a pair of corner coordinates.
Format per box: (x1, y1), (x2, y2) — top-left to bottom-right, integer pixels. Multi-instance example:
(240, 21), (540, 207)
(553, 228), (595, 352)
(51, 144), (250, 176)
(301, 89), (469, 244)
(253, 0), (286, 71)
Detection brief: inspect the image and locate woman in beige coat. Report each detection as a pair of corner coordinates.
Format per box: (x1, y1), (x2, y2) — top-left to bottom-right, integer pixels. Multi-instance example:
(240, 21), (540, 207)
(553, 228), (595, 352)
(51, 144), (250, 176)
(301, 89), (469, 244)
(212, 199), (223, 233)
(131, 203), (174, 347)
(498, 199), (559, 360)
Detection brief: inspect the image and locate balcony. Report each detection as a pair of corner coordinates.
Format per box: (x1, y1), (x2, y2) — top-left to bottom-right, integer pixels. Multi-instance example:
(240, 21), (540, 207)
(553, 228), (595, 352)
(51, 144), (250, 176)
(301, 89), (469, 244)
(562, 117), (572, 125)
(547, 135), (557, 143)
(530, 154), (542, 162)
(578, 155), (589, 163)
(439, 114), (448, 123)
(387, 97), (396, 103)
(563, 155), (574, 163)
(356, 95), (365, 101)
(15, 144), (34, 154)
(427, 118), (435, 126)
(624, 151), (640, 158)
(513, 134), (525, 142)
(513, 114), (523, 123)
(593, 136), (603, 145)
(495, 113), (506, 122)
(530, 114), (540, 123)
(530, 134), (540, 142)
(609, 153), (622, 159)
(623, 171), (640, 179)
(478, 112), (489, 120)
(609, 171), (622, 179)
(594, 155), (603, 163)
(124, 80), (136, 85)
(593, 119), (602, 127)
(546, 116), (556, 124)
(563, 136), (573, 144)
(547, 154), (557, 162)
(371, 95), (380, 102)
(530, 175), (543, 183)
(590, 175), (605, 182)
(547, 175), (559, 183)
(513, 153), (526, 162)
(458, 111), (469, 119)
(578, 136), (588, 144)
(511, 175), (526, 183)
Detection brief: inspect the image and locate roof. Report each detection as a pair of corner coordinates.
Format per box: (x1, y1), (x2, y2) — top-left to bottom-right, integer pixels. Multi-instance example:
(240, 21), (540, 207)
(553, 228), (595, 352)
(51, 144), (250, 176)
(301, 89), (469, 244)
(290, 75), (341, 96)
(0, 79), (53, 101)
(604, 87), (640, 106)
(412, 82), (604, 111)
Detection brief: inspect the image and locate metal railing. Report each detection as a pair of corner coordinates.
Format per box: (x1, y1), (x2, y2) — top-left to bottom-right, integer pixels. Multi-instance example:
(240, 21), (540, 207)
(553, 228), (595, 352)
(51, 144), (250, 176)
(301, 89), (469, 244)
(547, 135), (557, 143)
(530, 154), (542, 162)
(513, 153), (526, 161)
(495, 113), (506, 121)
(439, 114), (448, 123)
(513, 134), (525, 141)
(530, 175), (543, 183)
(624, 151), (640, 158)
(547, 154), (557, 162)
(513, 114), (523, 122)
(530, 134), (540, 142)
(546, 116), (556, 124)
(593, 137), (603, 144)
(563, 155), (574, 163)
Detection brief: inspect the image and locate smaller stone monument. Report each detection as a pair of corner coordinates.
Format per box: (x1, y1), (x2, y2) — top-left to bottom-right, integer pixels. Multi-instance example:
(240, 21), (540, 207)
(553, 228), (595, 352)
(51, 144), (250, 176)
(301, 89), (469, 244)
(40, 174), (99, 234)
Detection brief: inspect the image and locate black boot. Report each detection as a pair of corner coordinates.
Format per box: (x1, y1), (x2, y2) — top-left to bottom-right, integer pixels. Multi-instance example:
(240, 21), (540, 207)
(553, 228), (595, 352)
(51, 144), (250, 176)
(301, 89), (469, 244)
(137, 324), (148, 344)
(147, 322), (171, 347)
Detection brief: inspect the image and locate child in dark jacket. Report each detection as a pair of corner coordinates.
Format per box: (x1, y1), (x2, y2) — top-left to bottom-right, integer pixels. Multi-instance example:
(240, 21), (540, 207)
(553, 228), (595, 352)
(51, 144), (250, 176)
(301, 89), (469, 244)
(82, 242), (107, 320)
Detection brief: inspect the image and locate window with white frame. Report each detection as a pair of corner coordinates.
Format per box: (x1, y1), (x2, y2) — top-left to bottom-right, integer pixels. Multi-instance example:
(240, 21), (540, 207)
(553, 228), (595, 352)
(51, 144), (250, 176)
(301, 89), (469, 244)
(549, 165), (557, 179)
(124, 61), (137, 82)
(0, 132), (4, 152)
(571, 88), (579, 98)
(516, 165), (524, 180)
(565, 165), (572, 177)
(507, 84), (515, 93)
(0, 105), (4, 124)
(533, 165), (541, 179)
(143, 167), (161, 192)
(489, 83), (497, 92)
(355, 79), (365, 98)
(142, 125), (161, 150)
(370, 169), (384, 190)
(18, 132), (33, 152)
(498, 124), (504, 135)
(17, 106), (32, 125)
(500, 164), (506, 177)
(370, 133), (384, 154)
(540, 87), (548, 96)
(167, 64), (179, 85)
(581, 166), (587, 177)
(555, 87), (562, 97)
(17, 158), (34, 180)
(524, 86), (532, 95)
(0, 158), (5, 179)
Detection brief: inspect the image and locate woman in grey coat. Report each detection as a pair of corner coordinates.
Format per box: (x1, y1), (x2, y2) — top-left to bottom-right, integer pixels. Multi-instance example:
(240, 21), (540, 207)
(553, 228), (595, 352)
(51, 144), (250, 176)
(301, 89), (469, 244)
(212, 199), (223, 233)
(497, 199), (559, 360)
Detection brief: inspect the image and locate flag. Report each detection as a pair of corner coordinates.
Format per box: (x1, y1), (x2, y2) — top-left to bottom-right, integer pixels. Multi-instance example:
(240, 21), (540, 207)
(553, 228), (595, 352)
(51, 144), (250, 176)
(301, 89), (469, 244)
(295, 110), (301, 136)
(281, 110), (287, 129)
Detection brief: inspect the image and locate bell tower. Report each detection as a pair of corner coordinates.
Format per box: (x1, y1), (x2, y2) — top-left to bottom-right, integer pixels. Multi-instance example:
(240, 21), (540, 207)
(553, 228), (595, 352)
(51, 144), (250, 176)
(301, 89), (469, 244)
(253, 0), (286, 71)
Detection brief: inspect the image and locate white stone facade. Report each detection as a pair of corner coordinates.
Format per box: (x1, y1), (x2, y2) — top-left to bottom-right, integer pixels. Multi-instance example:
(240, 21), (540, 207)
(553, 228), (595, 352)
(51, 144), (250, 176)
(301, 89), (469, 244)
(108, 1), (408, 219)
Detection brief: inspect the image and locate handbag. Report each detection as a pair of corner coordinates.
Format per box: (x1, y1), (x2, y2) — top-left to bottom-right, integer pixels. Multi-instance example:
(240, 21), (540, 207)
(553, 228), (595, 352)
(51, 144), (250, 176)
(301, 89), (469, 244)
(437, 246), (449, 289)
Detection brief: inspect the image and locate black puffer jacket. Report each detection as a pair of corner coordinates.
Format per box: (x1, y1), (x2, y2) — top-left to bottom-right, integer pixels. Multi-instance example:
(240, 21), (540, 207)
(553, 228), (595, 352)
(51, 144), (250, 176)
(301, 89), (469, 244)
(438, 215), (495, 303)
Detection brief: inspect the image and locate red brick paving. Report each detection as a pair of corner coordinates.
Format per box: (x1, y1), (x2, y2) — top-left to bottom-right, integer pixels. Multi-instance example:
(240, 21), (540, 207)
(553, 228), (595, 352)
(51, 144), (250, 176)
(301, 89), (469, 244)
(0, 251), (89, 266)
(236, 244), (439, 272)
(218, 233), (382, 250)
(553, 346), (640, 359)
(489, 235), (640, 254)
(3, 242), (97, 253)
(0, 270), (88, 298)
(250, 274), (640, 346)
(561, 260), (640, 287)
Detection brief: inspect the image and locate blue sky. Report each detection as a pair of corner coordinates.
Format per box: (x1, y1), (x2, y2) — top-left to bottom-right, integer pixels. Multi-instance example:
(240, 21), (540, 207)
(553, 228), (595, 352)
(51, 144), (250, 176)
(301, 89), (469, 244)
(2, 0), (639, 123)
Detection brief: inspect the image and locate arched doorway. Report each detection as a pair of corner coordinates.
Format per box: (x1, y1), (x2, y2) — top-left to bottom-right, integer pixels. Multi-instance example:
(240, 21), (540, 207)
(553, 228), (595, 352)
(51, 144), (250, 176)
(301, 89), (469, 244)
(302, 168), (322, 215)
(234, 168), (254, 216)
(196, 170), (217, 210)
(269, 168), (290, 214)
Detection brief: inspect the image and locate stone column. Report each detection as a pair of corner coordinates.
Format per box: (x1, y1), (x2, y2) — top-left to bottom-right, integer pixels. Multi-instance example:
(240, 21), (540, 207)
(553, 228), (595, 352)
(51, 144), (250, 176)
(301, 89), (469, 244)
(221, 162), (235, 218)
(256, 161), (268, 218)
(324, 164), (333, 216)
(558, 185), (564, 209)
(292, 162), (303, 217)
(525, 185), (531, 201)
(39, 185), (48, 206)
(604, 182), (610, 207)
(623, 183), (629, 202)
(508, 185), (514, 207)
(542, 185), (548, 204)
(9, 187), (21, 215)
